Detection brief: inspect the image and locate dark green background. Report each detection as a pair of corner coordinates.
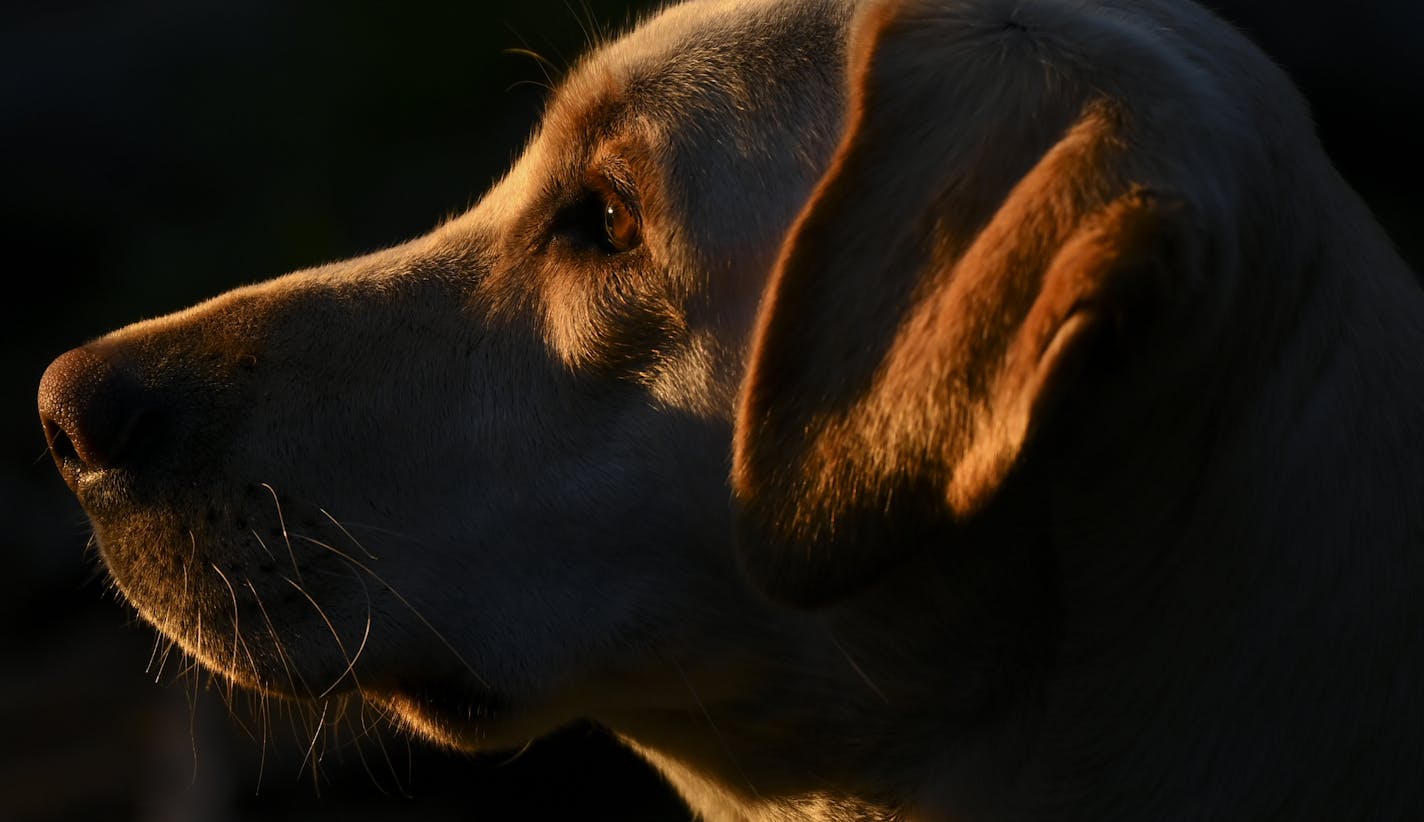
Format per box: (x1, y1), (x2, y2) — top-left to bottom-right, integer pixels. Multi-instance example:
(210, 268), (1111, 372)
(3, 1), (1419, 820)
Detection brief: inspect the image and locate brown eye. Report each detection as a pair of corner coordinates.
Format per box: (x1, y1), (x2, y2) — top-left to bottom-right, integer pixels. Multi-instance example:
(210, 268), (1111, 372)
(602, 194), (641, 253)
(552, 177), (643, 255)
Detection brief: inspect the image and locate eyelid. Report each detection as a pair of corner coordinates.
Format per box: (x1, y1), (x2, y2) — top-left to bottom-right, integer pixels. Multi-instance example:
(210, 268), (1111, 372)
(592, 160), (640, 220)
(539, 156), (645, 256)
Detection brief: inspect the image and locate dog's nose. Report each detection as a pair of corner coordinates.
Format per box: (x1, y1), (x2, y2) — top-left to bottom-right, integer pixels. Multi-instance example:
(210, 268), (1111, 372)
(38, 346), (152, 475)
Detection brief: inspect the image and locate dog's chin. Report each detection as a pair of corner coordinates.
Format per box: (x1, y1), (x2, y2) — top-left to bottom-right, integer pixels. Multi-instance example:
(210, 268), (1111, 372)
(108, 554), (540, 754)
(105, 561), (374, 703)
(76, 477), (565, 755)
(76, 486), (381, 695)
(168, 630), (531, 753)
(369, 685), (554, 753)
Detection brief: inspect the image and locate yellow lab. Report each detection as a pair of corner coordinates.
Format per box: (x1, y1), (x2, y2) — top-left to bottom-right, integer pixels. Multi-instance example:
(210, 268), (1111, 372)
(39, 0), (1423, 818)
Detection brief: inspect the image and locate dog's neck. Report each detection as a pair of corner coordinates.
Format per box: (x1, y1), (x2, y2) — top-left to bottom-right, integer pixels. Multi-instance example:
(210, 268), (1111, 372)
(601, 521), (1057, 822)
(1012, 205), (1424, 820)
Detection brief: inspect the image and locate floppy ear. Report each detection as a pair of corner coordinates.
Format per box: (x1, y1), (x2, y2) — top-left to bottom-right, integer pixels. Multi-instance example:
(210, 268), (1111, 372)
(732, 0), (1200, 606)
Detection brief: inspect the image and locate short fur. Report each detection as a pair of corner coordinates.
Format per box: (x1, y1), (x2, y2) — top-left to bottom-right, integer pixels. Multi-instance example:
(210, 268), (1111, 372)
(38, 0), (1424, 819)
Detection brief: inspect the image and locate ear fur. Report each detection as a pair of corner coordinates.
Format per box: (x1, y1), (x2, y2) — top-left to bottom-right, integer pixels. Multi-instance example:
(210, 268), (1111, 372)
(732, 0), (1202, 606)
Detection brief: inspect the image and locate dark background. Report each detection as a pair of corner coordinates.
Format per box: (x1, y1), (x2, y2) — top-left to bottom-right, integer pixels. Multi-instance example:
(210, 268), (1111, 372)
(2, 2), (1419, 820)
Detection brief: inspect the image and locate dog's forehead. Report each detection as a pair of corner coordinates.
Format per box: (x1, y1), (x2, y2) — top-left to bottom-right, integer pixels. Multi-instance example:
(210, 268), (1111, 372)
(544, 0), (852, 144)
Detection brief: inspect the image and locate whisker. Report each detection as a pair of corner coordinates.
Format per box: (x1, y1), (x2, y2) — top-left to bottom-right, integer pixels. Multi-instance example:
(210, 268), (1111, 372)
(259, 482), (303, 585)
(319, 508), (379, 560)
(280, 575), (364, 698)
(175, 532), (201, 687)
(504, 20), (570, 85)
(828, 631), (890, 704)
(251, 689), (270, 796)
(193, 603), (205, 694)
(317, 563), (373, 700)
(214, 668), (239, 723)
(497, 739), (536, 767)
(146, 632), (166, 675)
(327, 520), (423, 545)
(176, 655), (204, 680)
(298, 699), (331, 789)
(282, 699), (315, 775)
(149, 546), (191, 685)
(250, 529), (278, 563)
(584, 0), (613, 47)
(502, 47), (557, 93)
(153, 640), (178, 684)
(181, 654), (206, 793)
(294, 533), (489, 688)
(359, 703), (413, 797)
(507, 78), (555, 94)
(564, 0), (595, 51)
(211, 563), (261, 686)
(245, 578), (311, 699)
(348, 725), (396, 798)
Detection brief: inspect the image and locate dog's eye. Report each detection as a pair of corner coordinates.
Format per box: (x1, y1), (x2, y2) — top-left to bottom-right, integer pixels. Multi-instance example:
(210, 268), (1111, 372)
(554, 179), (643, 255)
(602, 196), (641, 253)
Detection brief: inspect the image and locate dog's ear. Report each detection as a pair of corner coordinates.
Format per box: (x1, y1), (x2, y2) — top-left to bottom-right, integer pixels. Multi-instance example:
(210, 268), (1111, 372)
(732, 0), (1200, 606)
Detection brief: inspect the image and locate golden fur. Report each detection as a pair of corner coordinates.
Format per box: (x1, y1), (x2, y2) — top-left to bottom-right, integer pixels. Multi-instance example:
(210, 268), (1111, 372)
(39, 0), (1423, 818)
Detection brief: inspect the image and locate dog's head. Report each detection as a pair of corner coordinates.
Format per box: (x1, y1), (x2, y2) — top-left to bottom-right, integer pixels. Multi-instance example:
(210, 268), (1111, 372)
(732, 0), (1325, 606)
(38, 0), (854, 750)
(37, 0), (1350, 787)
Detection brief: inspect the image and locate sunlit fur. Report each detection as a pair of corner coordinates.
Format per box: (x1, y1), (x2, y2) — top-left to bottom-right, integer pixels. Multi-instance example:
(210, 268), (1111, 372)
(41, 0), (1423, 819)
(735, 0), (1424, 817)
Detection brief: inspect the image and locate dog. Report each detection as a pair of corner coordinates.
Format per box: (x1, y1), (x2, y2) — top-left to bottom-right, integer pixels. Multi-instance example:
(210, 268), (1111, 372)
(37, 0), (1424, 818)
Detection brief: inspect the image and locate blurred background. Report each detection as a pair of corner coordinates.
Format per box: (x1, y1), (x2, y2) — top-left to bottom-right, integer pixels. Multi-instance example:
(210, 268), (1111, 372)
(2, 1), (1419, 820)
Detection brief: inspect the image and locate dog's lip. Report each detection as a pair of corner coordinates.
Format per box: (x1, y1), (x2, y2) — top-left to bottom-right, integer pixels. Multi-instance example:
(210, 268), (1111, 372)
(365, 680), (513, 747)
(49, 453), (110, 495)
(64, 466), (141, 520)
(67, 472), (187, 544)
(386, 678), (509, 716)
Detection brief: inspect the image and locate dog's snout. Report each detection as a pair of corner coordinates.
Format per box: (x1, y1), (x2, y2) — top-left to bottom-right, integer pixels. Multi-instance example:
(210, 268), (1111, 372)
(38, 346), (153, 477)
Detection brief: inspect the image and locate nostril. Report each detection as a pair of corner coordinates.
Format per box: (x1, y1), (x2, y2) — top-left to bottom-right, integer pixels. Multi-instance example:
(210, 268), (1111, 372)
(37, 345), (152, 474)
(43, 416), (80, 465)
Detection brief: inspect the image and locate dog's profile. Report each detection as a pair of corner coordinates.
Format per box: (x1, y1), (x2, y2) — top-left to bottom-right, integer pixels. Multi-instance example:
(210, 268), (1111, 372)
(37, 0), (1423, 818)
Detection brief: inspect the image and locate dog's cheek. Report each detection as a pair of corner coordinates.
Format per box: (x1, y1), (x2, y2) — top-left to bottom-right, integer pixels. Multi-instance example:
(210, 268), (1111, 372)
(536, 253), (689, 376)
